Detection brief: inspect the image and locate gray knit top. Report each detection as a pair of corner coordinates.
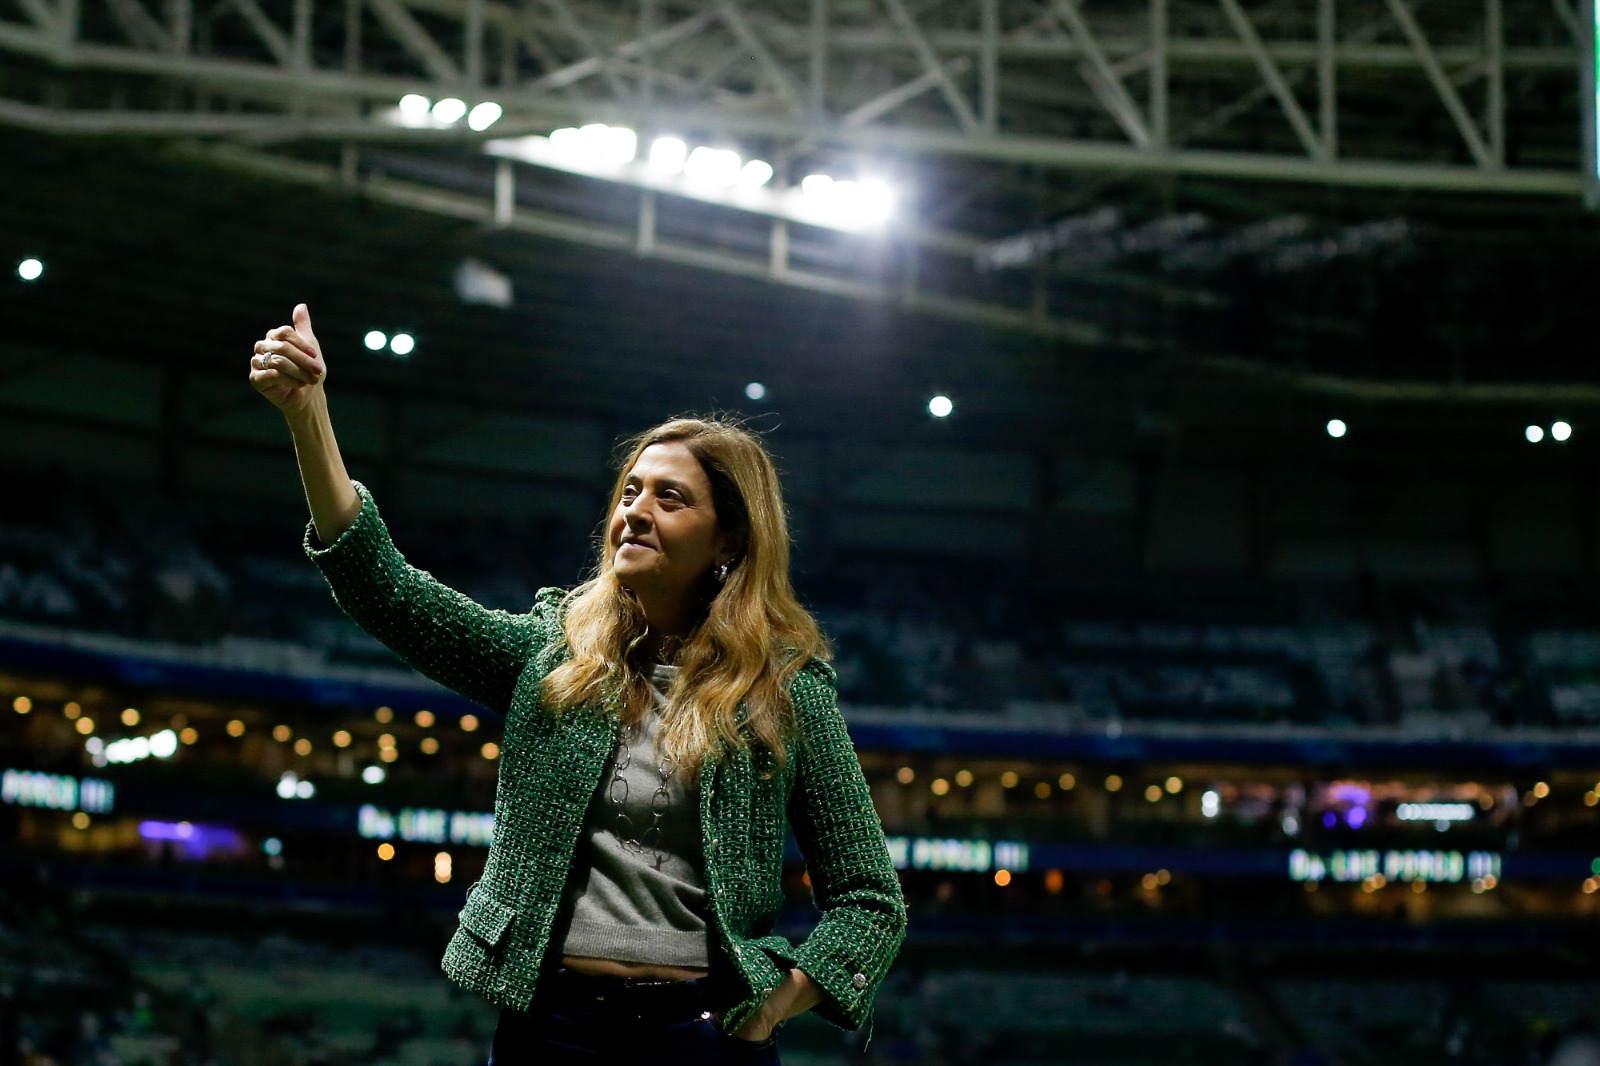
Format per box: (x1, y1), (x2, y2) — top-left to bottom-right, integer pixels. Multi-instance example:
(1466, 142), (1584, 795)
(550, 662), (712, 968)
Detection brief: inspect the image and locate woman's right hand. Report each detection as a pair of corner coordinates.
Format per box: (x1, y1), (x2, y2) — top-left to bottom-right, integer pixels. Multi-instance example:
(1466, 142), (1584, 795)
(249, 303), (326, 418)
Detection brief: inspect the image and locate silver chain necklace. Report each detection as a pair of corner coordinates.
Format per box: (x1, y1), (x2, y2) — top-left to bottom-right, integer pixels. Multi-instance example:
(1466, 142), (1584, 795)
(607, 713), (679, 872)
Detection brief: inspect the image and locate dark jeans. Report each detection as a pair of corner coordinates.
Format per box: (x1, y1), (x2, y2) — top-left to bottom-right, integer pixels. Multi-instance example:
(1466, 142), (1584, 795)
(487, 968), (780, 1065)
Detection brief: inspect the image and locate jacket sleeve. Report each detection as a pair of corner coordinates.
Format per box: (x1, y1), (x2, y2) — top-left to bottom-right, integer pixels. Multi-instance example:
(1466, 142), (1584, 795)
(302, 480), (549, 714)
(784, 659), (908, 1031)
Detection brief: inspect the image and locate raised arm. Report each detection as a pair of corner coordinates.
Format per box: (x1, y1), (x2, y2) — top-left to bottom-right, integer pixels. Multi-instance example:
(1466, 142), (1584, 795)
(250, 305), (545, 713)
(252, 304), (361, 547)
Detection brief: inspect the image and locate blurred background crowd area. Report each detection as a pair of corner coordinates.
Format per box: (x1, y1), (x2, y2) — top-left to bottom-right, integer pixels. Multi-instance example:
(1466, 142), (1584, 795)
(2, 864), (1599, 1066)
(2, 461), (1596, 733)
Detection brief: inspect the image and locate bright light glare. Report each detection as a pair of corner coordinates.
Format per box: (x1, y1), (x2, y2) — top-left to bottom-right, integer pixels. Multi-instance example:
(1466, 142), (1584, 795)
(550, 123), (637, 167)
(364, 330), (387, 351)
(649, 136), (688, 174)
(684, 146), (742, 186)
(362, 765), (386, 785)
(857, 180), (894, 223)
(389, 333), (415, 356)
(929, 395), (954, 418)
(1201, 790), (1221, 817)
(745, 382), (767, 401)
(17, 258), (42, 281)
(432, 97), (467, 124)
(399, 94), (431, 117)
(1553, 420), (1573, 442)
(1526, 425), (1545, 443)
(467, 101), (503, 132)
(1327, 418), (1347, 438)
(799, 174), (894, 227)
(150, 730), (179, 758)
(737, 159), (774, 188)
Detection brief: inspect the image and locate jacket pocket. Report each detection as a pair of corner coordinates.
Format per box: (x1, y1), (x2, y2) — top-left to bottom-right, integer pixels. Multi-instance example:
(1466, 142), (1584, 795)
(459, 887), (518, 951)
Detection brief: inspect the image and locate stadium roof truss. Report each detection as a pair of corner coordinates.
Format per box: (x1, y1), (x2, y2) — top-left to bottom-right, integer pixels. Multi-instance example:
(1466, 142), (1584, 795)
(0, 0), (1589, 341)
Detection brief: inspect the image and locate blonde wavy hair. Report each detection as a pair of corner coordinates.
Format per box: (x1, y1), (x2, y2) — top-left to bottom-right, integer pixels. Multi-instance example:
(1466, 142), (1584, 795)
(540, 416), (830, 776)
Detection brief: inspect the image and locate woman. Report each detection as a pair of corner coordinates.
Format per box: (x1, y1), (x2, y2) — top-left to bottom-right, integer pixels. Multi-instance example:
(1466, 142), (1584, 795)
(249, 305), (907, 1064)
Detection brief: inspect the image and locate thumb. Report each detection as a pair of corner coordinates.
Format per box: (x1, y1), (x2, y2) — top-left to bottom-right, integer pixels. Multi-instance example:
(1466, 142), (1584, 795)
(293, 302), (316, 341)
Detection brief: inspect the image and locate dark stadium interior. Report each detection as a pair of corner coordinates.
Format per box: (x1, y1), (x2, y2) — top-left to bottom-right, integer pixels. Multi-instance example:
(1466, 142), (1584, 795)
(7, 1), (1600, 1062)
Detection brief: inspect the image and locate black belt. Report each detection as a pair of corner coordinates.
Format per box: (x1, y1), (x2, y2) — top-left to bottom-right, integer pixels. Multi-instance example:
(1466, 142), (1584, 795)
(535, 967), (740, 1023)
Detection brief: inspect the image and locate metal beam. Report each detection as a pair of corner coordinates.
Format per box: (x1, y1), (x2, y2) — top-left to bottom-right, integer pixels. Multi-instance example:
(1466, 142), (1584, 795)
(368, 0), (461, 83)
(13, 0), (58, 32)
(879, 0), (980, 132)
(525, 10), (714, 92)
(1201, 356), (1600, 405)
(1218, 0), (1326, 160)
(229, 0), (292, 67)
(1050, 0), (1151, 149)
(1383, 0), (1494, 168)
(718, 1), (806, 117)
(0, 91), (1581, 197)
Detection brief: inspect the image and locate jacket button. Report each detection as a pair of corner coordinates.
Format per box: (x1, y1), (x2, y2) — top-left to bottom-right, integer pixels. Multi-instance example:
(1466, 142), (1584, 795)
(851, 973), (868, 991)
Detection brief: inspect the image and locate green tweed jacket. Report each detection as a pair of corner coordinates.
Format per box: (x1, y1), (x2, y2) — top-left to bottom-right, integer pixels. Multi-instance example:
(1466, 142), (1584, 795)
(304, 481), (906, 1035)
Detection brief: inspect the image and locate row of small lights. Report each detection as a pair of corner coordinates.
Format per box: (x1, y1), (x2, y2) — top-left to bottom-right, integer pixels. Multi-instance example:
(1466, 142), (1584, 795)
(397, 93), (503, 132)
(990, 869), (1173, 892)
(266, 835), (458, 884)
(897, 765), (1184, 801)
(18, 698), (1592, 809)
(13, 696), (200, 744)
(363, 330), (415, 356)
(11, 697), (500, 779)
(1328, 418), (1575, 443)
(1324, 873), (1502, 895)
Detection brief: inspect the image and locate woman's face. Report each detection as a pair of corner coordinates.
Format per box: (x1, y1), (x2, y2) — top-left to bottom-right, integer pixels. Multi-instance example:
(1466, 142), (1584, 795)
(609, 442), (737, 607)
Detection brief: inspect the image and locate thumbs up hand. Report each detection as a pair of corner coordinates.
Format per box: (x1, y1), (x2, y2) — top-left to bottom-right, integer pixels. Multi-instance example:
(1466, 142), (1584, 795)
(250, 303), (327, 417)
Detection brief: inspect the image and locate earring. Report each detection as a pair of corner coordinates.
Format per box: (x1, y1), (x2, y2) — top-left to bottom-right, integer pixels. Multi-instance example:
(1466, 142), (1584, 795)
(713, 562), (731, 584)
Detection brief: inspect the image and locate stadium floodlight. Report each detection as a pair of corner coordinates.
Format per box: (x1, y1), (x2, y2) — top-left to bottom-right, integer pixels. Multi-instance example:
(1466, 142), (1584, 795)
(800, 174), (833, 199)
(17, 258), (42, 281)
(485, 137), (899, 232)
(551, 124), (637, 167)
(467, 101), (503, 132)
(364, 330), (387, 351)
(1553, 420), (1573, 441)
(389, 333), (415, 356)
(649, 137), (688, 174)
(399, 94), (431, 117)
(929, 395), (954, 418)
(1526, 425), (1545, 443)
(745, 382), (767, 401)
(796, 174), (894, 228)
(432, 97), (468, 125)
(684, 146), (742, 186)
(1327, 418), (1347, 438)
(737, 159), (774, 189)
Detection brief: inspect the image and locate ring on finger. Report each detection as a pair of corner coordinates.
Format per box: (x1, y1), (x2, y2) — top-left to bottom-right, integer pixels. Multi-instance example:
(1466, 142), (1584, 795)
(258, 353), (271, 370)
